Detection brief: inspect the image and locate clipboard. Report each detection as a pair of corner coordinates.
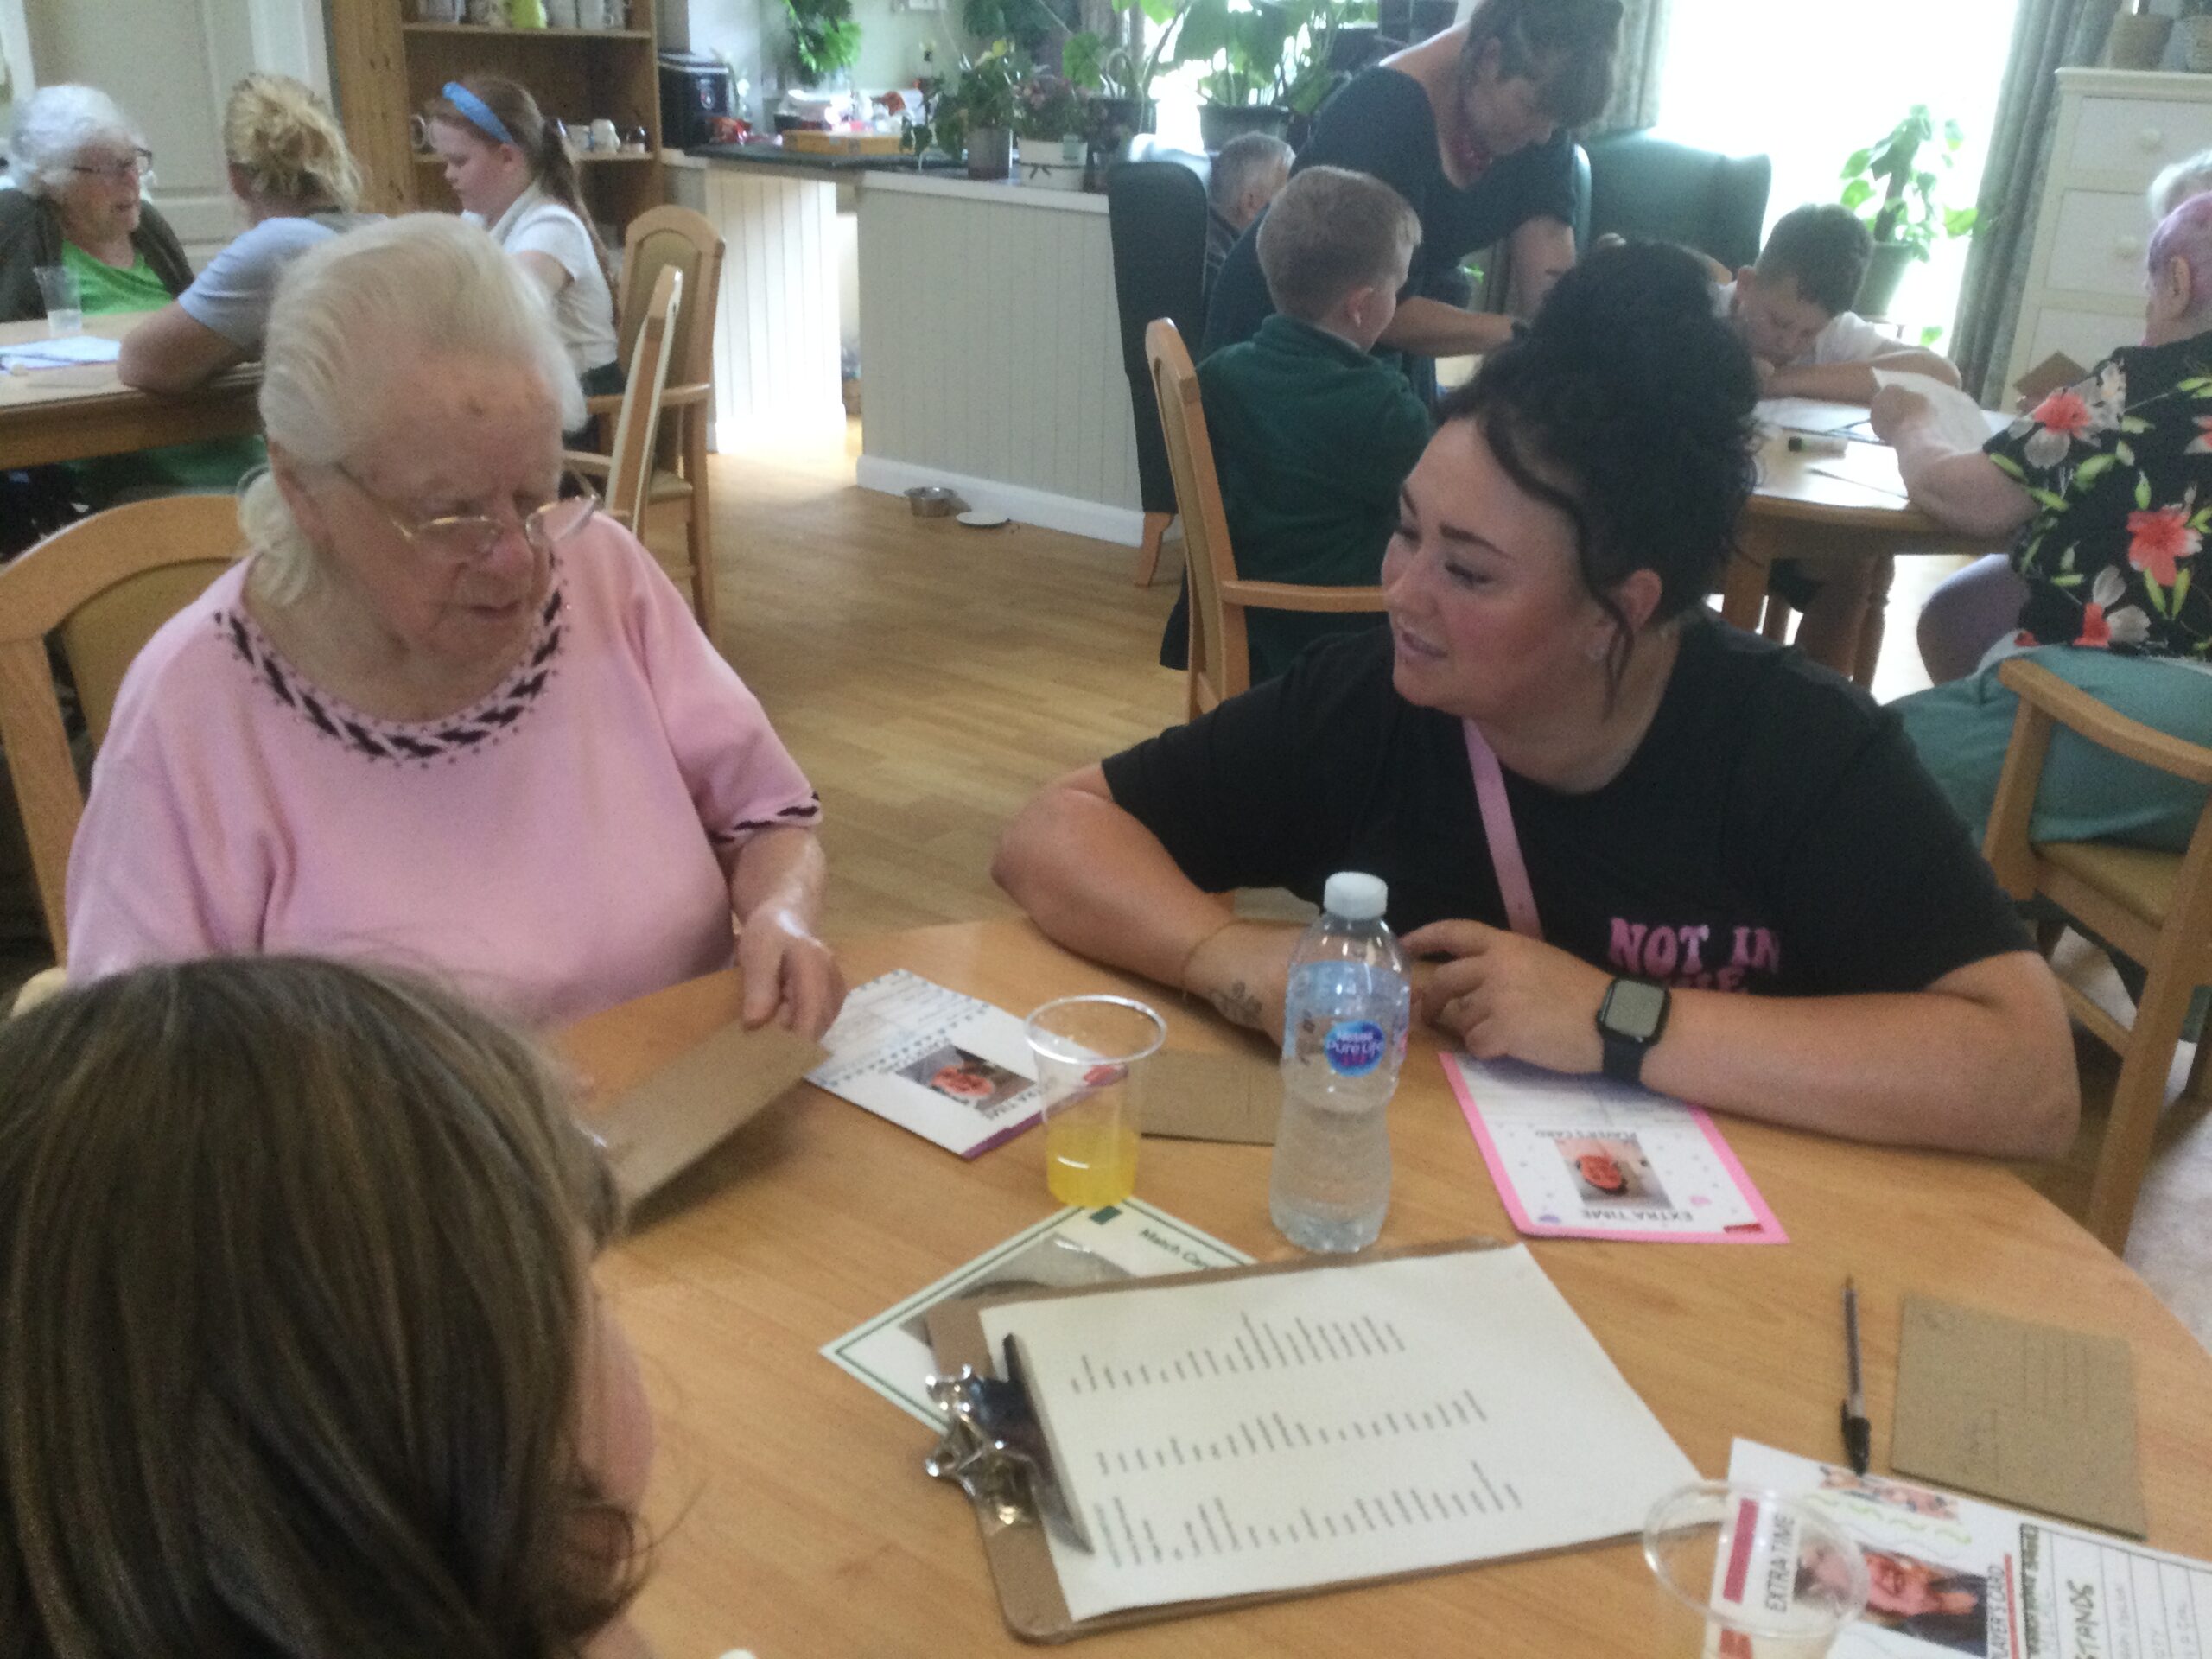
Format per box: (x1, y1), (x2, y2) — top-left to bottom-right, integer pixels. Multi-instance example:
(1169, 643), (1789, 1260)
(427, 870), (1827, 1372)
(923, 1234), (1586, 1643)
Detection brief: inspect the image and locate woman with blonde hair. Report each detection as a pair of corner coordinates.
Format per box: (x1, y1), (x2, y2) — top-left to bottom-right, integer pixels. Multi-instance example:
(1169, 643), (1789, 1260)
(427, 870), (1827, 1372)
(120, 72), (375, 392)
(425, 75), (621, 404)
(0, 954), (655, 1656)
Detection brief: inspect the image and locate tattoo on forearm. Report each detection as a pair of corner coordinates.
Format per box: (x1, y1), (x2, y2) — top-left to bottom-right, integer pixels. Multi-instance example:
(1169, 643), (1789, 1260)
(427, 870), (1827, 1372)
(1209, 980), (1264, 1031)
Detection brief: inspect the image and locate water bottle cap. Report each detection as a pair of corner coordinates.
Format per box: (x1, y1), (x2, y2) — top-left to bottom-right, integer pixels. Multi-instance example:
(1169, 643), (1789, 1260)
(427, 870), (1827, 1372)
(1323, 871), (1388, 921)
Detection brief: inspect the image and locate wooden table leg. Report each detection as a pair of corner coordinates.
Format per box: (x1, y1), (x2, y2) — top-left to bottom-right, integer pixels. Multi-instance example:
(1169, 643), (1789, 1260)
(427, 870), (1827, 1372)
(1719, 516), (1777, 632)
(1852, 555), (1896, 690)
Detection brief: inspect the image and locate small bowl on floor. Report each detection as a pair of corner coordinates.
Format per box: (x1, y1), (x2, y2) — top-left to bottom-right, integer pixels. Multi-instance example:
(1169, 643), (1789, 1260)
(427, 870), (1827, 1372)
(906, 486), (963, 518)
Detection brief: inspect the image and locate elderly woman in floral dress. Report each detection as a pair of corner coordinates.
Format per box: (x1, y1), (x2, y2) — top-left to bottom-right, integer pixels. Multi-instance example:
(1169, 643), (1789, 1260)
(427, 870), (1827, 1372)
(1877, 191), (2212, 851)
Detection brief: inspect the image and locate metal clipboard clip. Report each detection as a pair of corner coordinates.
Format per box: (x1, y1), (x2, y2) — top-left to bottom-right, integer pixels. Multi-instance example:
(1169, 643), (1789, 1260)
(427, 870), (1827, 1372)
(925, 1332), (1094, 1553)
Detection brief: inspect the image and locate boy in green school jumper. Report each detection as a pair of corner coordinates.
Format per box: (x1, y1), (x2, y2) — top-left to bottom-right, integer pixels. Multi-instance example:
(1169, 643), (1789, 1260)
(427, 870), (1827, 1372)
(1161, 165), (1431, 683)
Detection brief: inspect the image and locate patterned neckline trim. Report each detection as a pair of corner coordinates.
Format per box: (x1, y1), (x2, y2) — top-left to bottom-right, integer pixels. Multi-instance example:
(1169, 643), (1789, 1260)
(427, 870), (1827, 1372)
(217, 573), (568, 767)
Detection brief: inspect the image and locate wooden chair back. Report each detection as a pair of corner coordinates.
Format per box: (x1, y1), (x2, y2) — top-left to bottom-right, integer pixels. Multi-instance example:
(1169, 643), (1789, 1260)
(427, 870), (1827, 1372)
(0, 494), (243, 955)
(1145, 318), (1243, 718)
(1143, 318), (1388, 721)
(616, 205), (723, 476)
(1982, 655), (2212, 1251)
(589, 264), (682, 531)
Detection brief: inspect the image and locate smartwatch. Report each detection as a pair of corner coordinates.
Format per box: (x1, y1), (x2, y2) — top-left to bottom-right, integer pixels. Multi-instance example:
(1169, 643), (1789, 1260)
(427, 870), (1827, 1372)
(1595, 976), (1670, 1086)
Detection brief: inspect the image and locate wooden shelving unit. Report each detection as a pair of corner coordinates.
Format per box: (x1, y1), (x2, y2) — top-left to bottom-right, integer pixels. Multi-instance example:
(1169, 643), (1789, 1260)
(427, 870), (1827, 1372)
(327, 0), (664, 233)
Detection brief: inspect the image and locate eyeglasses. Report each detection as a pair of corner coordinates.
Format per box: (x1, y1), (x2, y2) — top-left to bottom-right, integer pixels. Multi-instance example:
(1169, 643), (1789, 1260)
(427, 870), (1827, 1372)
(336, 466), (600, 564)
(69, 148), (154, 184)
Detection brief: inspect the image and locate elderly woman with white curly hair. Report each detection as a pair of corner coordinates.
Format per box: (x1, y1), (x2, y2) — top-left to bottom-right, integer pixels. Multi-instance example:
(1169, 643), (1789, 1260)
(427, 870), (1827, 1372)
(1, 83), (191, 321)
(65, 213), (847, 1035)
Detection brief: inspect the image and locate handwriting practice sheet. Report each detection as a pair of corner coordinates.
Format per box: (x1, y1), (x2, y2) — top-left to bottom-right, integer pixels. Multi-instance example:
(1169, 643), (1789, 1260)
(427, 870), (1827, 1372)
(978, 1245), (1696, 1620)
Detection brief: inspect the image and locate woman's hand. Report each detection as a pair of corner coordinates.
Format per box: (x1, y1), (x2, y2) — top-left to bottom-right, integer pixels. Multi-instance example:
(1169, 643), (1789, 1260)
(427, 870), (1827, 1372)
(1868, 381), (1937, 444)
(735, 904), (846, 1041)
(1402, 919), (1611, 1072)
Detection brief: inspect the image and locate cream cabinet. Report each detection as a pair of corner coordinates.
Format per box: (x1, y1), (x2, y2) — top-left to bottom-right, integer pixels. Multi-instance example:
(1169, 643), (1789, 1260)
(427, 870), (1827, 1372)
(2007, 68), (2212, 391)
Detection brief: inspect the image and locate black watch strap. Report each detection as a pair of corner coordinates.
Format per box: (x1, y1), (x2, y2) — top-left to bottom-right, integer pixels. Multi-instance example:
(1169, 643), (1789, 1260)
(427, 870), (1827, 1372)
(1599, 1027), (1649, 1086)
(1596, 976), (1670, 1086)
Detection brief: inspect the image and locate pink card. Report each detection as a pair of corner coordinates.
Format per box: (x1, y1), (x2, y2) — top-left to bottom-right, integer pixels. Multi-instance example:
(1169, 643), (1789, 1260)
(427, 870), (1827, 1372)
(1441, 1054), (1787, 1245)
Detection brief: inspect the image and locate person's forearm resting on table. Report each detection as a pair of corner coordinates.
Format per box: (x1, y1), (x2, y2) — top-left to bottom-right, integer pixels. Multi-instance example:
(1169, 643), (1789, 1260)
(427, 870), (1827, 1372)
(728, 825), (843, 1039)
(1405, 919), (2077, 1160)
(1876, 391), (2038, 539)
(1767, 348), (1961, 404)
(992, 766), (1300, 1039)
(115, 303), (248, 394)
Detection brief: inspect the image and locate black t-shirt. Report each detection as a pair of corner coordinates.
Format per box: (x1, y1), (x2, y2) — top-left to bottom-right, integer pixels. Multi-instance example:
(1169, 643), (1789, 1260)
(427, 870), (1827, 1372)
(1101, 622), (2031, 997)
(1202, 67), (1579, 375)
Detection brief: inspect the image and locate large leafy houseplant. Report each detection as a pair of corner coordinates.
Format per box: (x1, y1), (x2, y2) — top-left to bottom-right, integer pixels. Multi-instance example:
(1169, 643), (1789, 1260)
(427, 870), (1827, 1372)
(1840, 105), (1978, 315)
(906, 42), (1023, 167)
(1060, 0), (1192, 105)
(783, 0), (861, 86)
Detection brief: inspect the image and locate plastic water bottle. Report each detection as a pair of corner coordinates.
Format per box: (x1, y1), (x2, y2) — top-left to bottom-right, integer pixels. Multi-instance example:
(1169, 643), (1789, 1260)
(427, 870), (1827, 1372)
(1270, 871), (1410, 1253)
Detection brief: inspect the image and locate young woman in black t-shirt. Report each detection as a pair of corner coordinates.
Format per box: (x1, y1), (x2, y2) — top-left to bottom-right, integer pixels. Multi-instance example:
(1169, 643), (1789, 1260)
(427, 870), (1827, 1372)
(995, 245), (2077, 1160)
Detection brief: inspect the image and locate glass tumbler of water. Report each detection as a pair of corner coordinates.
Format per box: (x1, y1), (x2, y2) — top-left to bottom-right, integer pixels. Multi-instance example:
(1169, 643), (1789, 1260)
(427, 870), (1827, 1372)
(1022, 995), (1164, 1209)
(34, 266), (81, 336)
(1643, 1482), (1869, 1657)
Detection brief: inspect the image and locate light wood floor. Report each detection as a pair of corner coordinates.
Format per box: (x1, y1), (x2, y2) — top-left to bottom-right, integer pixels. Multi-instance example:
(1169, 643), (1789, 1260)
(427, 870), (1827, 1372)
(659, 425), (2212, 1354)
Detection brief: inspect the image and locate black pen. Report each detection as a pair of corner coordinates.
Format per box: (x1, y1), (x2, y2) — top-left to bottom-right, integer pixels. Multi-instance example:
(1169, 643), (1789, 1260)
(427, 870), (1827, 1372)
(1840, 1277), (1871, 1476)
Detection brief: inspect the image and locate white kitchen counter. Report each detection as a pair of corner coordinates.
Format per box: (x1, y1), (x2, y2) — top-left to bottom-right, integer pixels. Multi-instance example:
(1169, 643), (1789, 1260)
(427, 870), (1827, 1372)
(684, 150), (1141, 544)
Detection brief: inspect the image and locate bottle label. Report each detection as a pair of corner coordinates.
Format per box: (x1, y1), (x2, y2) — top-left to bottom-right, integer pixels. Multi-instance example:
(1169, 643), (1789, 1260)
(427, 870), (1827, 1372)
(1323, 1019), (1387, 1077)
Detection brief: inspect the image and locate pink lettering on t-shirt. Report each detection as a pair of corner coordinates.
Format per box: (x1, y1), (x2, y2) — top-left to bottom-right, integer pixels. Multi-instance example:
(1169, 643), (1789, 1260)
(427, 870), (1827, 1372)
(1604, 919), (1775, 991)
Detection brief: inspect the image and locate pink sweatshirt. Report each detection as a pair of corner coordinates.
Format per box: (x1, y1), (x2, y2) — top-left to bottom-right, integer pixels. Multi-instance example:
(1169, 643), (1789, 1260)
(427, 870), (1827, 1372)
(67, 518), (821, 1026)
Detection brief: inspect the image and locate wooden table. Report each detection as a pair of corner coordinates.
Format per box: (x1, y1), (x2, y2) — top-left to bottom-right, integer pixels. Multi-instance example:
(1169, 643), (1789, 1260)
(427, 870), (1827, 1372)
(1720, 434), (2008, 687)
(565, 921), (2212, 1657)
(0, 314), (260, 468)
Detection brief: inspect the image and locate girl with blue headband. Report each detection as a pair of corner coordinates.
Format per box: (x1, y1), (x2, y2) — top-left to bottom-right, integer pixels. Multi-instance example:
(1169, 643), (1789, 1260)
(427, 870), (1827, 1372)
(426, 75), (620, 418)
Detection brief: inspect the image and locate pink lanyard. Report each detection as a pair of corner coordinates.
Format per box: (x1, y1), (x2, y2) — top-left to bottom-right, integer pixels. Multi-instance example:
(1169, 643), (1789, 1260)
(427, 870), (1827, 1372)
(1462, 721), (1542, 941)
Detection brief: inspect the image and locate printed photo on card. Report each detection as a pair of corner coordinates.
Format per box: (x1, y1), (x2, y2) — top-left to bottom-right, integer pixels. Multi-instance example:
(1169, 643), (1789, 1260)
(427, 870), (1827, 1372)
(809, 970), (1045, 1157)
(1728, 1439), (2212, 1659)
(1442, 1056), (1786, 1243)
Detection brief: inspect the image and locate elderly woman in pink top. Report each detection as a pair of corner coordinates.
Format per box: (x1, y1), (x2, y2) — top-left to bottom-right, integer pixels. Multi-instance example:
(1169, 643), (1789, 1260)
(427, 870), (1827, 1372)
(66, 213), (844, 1034)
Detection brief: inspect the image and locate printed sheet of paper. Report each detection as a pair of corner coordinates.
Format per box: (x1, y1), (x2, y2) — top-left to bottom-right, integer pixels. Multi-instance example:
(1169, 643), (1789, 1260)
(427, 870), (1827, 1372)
(979, 1244), (1697, 1621)
(1758, 396), (1884, 441)
(1443, 1056), (1787, 1243)
(808, 969), (1042, 1156)
(1729, 1440), (2212, 1659)
(0, 334), (121, 369)
(822, 1198), (1250, 1426)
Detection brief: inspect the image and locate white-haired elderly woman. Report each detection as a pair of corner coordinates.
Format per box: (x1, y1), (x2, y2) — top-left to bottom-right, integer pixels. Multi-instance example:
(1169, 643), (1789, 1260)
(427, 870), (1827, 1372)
(65, 213), (846, 1035)
(1, 84), (191, 322)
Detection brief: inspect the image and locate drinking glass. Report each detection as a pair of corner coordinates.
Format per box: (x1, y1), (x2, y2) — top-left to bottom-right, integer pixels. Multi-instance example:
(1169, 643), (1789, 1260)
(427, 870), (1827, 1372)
(34, 266), (80, 336)
(1644, 1483), (1869, 1657)
(1022, 995), (1164, 1209)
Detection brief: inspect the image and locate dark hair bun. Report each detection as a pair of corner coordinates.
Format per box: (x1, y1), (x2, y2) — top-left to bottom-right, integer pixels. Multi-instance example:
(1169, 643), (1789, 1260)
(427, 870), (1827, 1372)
(1438, 240), (1761, 636)
(1527, 240), (1758, 420)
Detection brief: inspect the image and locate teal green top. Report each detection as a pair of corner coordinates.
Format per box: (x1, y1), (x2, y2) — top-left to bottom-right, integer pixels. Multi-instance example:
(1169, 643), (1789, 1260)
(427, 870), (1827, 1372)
(61, 243), (264, 500)
(1198, 315), (1432, 681)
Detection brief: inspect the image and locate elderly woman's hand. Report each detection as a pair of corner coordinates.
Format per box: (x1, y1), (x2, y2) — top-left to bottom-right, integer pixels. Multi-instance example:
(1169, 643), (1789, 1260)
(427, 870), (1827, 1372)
(1402, 919), (1612, 1072)
(736, 905), (846, 1041)
(1868, 381), (1937, 445)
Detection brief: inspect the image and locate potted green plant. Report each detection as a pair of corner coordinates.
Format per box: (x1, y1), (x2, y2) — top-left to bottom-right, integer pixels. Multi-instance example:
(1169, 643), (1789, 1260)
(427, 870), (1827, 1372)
(912, 42), (1025, 179)
(1839, 106), (1979, 319)
(1062, 0), (1192, 149)
(1015, 70), (1088, 188)
(1177, 0), (1299, 150)
(782, 0), (861, 89)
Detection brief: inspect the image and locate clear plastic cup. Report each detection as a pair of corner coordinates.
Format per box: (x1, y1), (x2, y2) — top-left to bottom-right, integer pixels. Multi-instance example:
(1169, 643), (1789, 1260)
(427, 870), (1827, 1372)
(1021, 995), (1163, 1209)
(35, 266), (81, 336)
(1644, 1482), (1870, 1657)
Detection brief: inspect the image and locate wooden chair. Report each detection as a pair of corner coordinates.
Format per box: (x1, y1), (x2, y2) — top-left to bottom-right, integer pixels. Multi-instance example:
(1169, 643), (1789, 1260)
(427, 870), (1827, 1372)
(567, 264), (682, 539)
(1981, 656), (2212, 1252)
(580, 207), (725, 636)
(1143, 318), (1385, 720)
(0, 495), (243, 959)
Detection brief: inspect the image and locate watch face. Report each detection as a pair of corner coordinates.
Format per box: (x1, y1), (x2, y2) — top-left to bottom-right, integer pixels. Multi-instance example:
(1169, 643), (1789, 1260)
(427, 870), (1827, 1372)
(1603, 978), (1669, 1043)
